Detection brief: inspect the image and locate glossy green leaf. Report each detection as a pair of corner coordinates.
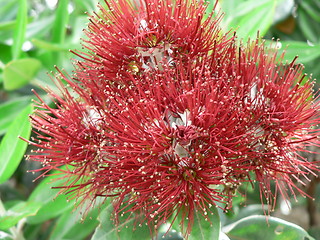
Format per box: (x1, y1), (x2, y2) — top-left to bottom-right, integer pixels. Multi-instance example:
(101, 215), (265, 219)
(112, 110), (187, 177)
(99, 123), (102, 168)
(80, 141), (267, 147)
(224, 215), (315, 240)
(12, 0), (27, 59)
(3, 58), (41, 90)
(0, 104), (33, 184)
(91, 202), (151, 240)
(0, 96), (32, 135)
(27, 172), (76, 224)
(0, 201), (41, 230)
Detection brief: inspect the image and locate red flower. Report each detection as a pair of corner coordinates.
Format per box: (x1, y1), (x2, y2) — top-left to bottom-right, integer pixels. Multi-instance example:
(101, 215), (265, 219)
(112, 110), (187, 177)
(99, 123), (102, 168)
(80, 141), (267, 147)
(29, 55), (259, 235)
(72, 0), (233, 89)
(26, 0), (320, 238)
(241, 43), (320, 209)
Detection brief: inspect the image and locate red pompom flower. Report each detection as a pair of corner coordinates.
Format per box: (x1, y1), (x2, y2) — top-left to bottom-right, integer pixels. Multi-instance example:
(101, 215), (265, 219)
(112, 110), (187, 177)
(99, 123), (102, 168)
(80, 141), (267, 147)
(26, 0), (320, 237)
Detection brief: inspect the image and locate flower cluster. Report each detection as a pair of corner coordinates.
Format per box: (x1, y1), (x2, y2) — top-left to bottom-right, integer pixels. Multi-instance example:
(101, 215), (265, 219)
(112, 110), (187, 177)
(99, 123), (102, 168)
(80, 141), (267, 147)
(27, 0), (320, 237)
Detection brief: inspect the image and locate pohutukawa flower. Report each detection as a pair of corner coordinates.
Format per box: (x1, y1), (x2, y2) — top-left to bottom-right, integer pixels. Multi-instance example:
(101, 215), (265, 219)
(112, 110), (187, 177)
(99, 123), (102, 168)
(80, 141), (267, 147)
(72, 0), (232, 90)
(239, 42), (320, 209)
(26, 0), (320, 238)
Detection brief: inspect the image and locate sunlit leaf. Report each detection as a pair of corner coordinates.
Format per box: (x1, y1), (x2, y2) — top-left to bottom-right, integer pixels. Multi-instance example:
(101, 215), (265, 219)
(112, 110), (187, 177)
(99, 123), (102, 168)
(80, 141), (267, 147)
(3, 58), (41, 90)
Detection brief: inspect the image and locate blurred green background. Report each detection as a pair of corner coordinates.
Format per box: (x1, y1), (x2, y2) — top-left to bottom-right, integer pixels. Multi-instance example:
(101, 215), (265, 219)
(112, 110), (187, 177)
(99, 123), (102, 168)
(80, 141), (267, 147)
(0, 0), (320, 239)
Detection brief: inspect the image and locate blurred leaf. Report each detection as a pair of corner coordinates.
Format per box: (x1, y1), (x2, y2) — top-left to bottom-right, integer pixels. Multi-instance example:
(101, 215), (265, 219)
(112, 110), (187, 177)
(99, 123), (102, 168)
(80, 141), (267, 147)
(12, 0), (27, 59)
(224, 215), (315, 240)
(0, 201), (41, 230)
(52, 0), (69, 44)
(68, 16), (88, 44)
(32, 39), (73, 52)
(27, 172), (76, 224)
(225, 204), (267, 225)
(220, 232), (231, 240)
(182, 206), (220, 240)
(0, 96), (32, 135)
(0, 104), (32, 184)
(273, 40), (320, 63)
(0, 44), (12, 64)
(26, 15), (55, 40)
(73, 0), (99, 13)
(157, 230), (184, 240)
(49, 200), (105, 240)
(0, 20), (16, 31)
(273, 0), (294, 24)
(0, 0), (17, 22)
(91, 202), (151, 240)
(3, 58), (41, 90)
(220, 0), (277, 40)
(0, 231), (11, 240)
(297, 8), (319, 44)
(300, 0), (320, 23)
(27, 193), (74, 224)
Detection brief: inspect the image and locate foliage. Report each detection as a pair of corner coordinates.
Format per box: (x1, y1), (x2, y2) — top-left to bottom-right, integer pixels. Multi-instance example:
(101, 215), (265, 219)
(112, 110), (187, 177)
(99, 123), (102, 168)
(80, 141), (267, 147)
(0, 0), (319, 239)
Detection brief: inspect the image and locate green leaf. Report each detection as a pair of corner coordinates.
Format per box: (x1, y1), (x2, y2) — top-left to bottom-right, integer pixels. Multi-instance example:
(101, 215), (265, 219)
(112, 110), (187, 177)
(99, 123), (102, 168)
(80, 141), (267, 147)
(26, 15), (55, 39)
(297, 8), (319, 44)
(52, 0), (69, 44)
(0, 104), (33, 184)
(3, 58), (41, 90)
(177, 205), (220, 240)
(91, 202), (151, 240)
(0, 201), (41, 230)
(190, 209), (220, 240)
(300, 0), (320, 22)
(49, 199), (105, 240)
(0, 20), (16, 31)
(270, 40), (320, 63)
(0, 44), (12, 64)
(0, 0), (17, 22)
(220, 0), (276, 40)
(12, 0), (27, 59)
(0, 96), (32, 135)
(27, 172), (76, 224)
(224, 215), (315, 240)
(32, 39), (74, 52)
